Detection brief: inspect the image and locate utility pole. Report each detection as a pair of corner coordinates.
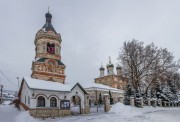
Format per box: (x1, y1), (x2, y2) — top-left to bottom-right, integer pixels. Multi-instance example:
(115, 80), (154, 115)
(0, 85), (3, 104)
(17, 77), (19, 88)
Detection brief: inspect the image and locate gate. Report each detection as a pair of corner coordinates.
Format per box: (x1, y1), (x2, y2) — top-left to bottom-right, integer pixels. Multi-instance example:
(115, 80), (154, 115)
(71, 95), (81, 115)
(89, 101), (104, 113)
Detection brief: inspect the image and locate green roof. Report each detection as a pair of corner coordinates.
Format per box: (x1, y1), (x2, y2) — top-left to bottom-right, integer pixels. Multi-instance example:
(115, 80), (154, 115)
(37, 58), (65, 66)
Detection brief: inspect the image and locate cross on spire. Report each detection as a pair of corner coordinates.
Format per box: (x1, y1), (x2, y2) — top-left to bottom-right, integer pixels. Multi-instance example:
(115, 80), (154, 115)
(109, 56), (111, 63)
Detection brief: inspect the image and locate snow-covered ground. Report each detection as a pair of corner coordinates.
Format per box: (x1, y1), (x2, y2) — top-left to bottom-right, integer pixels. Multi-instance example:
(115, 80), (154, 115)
(0, 102), (180, 122)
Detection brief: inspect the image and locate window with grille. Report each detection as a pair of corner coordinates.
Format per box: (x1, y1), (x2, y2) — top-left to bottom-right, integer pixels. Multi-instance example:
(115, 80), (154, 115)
(37, 96), (45, 107)
(50, 97), (57, 107)
(60, 100), (70, 109)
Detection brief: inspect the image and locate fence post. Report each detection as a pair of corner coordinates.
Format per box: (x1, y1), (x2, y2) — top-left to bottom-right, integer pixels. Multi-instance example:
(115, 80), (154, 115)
(104, 94), (110, 112)
(148, 98), (151, 107)
(140, 97), (143, 108)
(158, 99), (162, 107)
(130, 97), (134, 107)
(164, 101), (167, 107)
(153, 99), (157, 107)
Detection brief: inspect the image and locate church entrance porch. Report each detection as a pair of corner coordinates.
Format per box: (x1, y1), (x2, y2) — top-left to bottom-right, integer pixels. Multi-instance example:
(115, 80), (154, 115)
(71, 95), (81, 115)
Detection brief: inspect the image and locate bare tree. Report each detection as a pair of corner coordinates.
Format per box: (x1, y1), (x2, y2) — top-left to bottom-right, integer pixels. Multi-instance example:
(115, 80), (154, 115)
(119, 39), (179, 97)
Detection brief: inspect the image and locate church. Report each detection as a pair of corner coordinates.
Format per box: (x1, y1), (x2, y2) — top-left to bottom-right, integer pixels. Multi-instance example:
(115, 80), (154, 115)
(18, 11), (125, 118)
(95, 58), (127, 90)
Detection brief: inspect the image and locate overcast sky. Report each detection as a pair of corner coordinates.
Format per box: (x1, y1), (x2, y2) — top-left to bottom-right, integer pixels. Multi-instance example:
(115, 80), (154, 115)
(0, 0), (180, 90)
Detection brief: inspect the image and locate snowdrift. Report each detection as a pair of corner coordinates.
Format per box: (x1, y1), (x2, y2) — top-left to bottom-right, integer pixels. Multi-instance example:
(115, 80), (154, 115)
(108, 102), (142, 117)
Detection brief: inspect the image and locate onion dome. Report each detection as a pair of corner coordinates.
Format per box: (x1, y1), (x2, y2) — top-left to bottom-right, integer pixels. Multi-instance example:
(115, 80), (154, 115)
(106, 57), (114, 68)
(106, 63), (114, 68)
(42, 11), (57, 34)
(100, 66), (105, 70)
(116, 65), (121, 70)
(99, 62), (105, 70)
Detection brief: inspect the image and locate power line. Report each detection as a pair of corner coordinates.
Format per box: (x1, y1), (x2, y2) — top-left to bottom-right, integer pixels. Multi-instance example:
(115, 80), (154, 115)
(0, 70), (18, 88)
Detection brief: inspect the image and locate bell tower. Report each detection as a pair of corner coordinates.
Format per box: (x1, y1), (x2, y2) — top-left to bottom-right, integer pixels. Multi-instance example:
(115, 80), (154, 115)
(31, 11), (66, 84)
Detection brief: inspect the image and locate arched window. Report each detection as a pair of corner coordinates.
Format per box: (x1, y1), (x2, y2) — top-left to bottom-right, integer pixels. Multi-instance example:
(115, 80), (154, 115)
(47, 43), (55, 54)
(50, 97), (57, 107)
(37, 96), (45, 107)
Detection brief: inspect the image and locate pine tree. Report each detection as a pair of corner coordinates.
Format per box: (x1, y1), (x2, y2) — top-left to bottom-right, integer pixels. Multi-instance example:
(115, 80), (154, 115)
(123, 84), (134, 105)
(167, 79), (178, 101)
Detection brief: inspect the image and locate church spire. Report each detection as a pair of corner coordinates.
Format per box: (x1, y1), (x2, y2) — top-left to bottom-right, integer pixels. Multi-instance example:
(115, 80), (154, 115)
(42, 9), (57, 34)
(109, 56), (111, 64)
(45, 7), (52, 23)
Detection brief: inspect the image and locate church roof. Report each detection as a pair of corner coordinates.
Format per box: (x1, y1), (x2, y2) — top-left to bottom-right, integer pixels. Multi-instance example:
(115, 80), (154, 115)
(21, 77), (88, 94)
(82, 82), (124, 93)
(37, 58), (65, 66)
(42, 12), (57, 34)
(23, 77), (70, 92)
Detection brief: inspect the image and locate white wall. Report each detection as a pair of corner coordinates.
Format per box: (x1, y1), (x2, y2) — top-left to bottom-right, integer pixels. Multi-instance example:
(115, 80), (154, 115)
(70, 85), (85, 109)
(20, 81), (33, 109)
(21, 83), (86, 109)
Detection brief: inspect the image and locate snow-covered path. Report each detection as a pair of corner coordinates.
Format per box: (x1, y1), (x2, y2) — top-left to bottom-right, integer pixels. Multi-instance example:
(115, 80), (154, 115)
(144, 110), (180, 122)
(0, 103), (180, 122)
(0, 105), (20, 122)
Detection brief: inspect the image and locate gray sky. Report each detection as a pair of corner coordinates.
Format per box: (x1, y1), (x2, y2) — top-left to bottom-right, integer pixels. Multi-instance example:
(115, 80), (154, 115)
(0, 0), (180, 90)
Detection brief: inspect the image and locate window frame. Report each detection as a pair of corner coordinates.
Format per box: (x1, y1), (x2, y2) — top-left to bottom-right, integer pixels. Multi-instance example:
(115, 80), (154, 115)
(37, 96), (45, 107)
(60, 100), (70, 109)
(50, 97), (57, 107)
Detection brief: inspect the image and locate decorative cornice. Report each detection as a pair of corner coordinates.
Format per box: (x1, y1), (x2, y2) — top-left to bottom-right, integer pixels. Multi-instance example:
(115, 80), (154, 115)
(35, 32), (61, 44)
(32, 71), (66, 78)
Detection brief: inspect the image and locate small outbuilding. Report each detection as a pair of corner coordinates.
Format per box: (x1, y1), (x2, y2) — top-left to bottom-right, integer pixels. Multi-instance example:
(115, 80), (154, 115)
(18, 77), (89, 118)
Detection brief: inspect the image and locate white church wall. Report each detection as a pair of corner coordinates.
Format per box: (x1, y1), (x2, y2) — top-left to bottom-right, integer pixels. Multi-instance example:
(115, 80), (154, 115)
(21, 82), (29, 106)
(21, 81), (86, 111)
(20, 81), (34, 110)
(30, 89), (64, 108)
(30, 97), (37, 108)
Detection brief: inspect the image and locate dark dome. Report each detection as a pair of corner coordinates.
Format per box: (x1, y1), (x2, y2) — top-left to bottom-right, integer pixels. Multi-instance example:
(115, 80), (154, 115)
(41, 12), (57, 34)
(106, 63), (114, 68)
(45, 12), (52, 18)
(100, 67), (105, 70)
(116, 65), (121, 70)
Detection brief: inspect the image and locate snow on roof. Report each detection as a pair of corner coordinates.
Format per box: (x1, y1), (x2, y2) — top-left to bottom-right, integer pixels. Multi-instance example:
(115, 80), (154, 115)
(23, 77), (123, 93)
(81, 82), (124, 93)
(24, 77), (71, 92)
